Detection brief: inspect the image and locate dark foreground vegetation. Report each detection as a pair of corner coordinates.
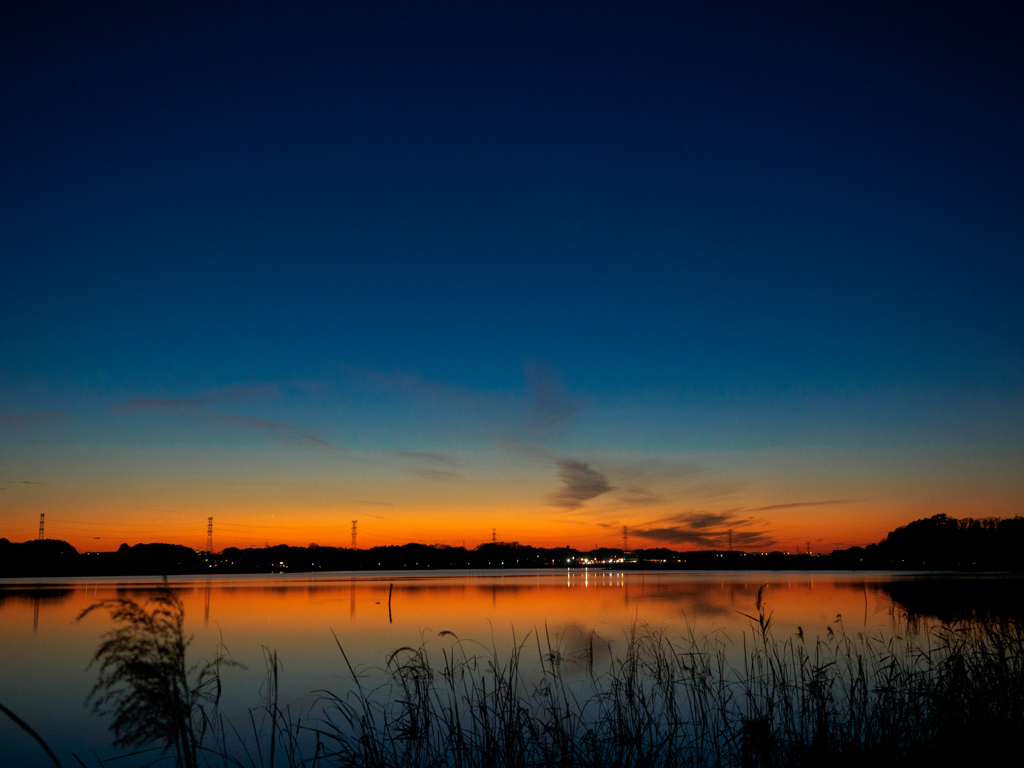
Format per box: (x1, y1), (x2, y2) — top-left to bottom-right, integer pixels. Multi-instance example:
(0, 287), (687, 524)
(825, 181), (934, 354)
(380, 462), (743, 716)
(3, 581), (1023, 767)
(2, 513), (1023, 578)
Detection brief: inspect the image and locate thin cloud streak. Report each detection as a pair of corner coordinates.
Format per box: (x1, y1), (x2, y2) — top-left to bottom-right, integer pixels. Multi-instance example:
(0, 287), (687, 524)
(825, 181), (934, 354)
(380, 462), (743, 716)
(117, 398), (300, 432)
(274, 433), (352, 452)
(610, 459), (743, 504)
(115, 385), (278, 412)
(115, 391), (358, 453)
(496, 440), (555, 462)
(336, 360), (587, 440)
(0, 411), (63, 427)
(753, 500), (856, 511)
(117, 397), (206, 411)
(411, 469), (464, 482)
(631, 510), (773, 549)
(386, 450), (459, 468)
(614, 485), (667, 506)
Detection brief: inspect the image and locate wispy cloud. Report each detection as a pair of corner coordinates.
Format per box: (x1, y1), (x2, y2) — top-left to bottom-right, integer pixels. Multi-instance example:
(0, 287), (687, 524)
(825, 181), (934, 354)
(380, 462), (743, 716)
(752, 500), (856, 511)
(496, 440), (555, 462)
(593, 460), (739, 509)
(204, 411), (313, 433)
(680, 512), (738, 530)
(337, 362), (482, 406)
(358, 500), (395, 506)
(115, 388), (352, 452)
(336, 360), (587, 440)
(547, 459), (613, 509)
(616, 459), (706, 484)
(0, 411), (63, 428)
(614, 485), (667, 506)
(117, 397), (205, 412)
(386, 450), (459, 468)
(115, 385), (277, 413)
(274, 433), (352, 452)
(4, 480), (44, 485)
(412, 468), (465, 482)
(631, 510), (773, 549)
(525, 360), (584, 430)
(605, 459), (743, 505)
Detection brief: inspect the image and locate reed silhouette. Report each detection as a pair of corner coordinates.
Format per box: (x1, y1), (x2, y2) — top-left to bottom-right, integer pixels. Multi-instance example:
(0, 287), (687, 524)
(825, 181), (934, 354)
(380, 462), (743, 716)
(77, 579), (240, 768)
(70, 583), (1024, 767)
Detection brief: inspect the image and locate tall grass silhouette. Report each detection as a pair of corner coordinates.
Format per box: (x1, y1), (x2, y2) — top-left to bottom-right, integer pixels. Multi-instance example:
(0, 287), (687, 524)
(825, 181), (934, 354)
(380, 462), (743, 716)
(75, 583), (1024, 766)
(77, 579), (239, 768)
(311, 586), (1023, 766)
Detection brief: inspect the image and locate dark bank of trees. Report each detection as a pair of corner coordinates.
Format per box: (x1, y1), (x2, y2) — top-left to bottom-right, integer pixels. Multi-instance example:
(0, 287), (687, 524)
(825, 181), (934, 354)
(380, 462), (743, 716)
(831, 514), (1024, 571)
(0, 539), (204, 578)
(2, 514), (1022, 578)
(221, 540), (578, 572)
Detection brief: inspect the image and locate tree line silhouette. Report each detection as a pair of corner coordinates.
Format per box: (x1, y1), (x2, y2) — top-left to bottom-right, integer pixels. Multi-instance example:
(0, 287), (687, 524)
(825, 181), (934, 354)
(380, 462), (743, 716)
(2, 513), (1021, 578)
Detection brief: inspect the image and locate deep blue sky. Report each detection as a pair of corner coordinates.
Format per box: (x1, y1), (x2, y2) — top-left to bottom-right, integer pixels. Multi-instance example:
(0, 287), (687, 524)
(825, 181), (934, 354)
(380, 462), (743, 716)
(1, 1), (1022, 549)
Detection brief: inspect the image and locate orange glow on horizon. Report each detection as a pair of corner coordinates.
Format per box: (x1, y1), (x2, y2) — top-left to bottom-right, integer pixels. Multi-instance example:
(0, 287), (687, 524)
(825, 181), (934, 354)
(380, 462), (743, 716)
(2, 493), (1019, 555)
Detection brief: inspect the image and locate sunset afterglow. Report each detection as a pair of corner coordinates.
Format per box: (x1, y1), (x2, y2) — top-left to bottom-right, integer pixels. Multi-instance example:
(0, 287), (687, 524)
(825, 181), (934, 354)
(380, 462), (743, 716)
(1, 2), (1021, 556)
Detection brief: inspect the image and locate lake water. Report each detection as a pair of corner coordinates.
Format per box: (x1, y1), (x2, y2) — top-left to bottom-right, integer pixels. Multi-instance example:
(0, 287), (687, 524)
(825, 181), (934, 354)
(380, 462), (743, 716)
(0, 569), (1000, 765)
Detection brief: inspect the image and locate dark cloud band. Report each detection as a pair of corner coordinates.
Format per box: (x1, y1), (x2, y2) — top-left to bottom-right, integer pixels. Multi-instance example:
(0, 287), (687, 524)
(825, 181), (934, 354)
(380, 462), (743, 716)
(547, 459), (613, 509)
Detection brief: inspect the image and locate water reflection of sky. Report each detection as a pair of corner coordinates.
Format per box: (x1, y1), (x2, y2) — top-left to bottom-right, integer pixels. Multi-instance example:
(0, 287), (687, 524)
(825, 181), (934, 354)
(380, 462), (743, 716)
(1, 570), (1013, 766)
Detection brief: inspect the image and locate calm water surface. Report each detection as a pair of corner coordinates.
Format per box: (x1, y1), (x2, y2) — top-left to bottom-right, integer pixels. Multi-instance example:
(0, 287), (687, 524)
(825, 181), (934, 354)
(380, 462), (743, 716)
(0, 570), (968, 764)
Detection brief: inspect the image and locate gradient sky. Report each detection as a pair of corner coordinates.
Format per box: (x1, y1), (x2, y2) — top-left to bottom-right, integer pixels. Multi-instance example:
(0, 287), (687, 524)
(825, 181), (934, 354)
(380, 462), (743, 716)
(1, 1), (1022, 553)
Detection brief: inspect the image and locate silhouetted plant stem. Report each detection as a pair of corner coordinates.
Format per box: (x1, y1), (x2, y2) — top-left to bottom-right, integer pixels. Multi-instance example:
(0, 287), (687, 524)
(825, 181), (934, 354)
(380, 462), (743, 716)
(77, 577), (241, 768)
(269, 649), (279, 768)
(0, 701), (64, 768)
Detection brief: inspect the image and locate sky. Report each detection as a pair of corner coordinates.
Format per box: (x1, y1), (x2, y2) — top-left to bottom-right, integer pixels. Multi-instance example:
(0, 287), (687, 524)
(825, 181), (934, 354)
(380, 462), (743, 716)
(1, 1), (1022, 553)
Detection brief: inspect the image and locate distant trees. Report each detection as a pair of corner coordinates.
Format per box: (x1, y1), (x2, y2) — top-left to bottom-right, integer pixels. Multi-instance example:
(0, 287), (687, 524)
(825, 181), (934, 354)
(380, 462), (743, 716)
(878, 514), (1024, 570)
(2, 514), (1022, 578)
(0, 537), (80, 577)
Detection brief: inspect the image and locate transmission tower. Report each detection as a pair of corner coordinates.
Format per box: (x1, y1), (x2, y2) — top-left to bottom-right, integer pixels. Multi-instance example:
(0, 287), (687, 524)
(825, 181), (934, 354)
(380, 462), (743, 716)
(38, 513), (45, 540)
(622, 525), (628, 552)
(351, 520), (358, 549)
(206, 517), (213, 554)
(492, 528), (497, 544)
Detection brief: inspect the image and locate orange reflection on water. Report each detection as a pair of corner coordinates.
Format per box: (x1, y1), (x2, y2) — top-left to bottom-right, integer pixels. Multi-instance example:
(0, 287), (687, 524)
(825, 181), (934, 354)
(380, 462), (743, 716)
(0, 570), (902, 765)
